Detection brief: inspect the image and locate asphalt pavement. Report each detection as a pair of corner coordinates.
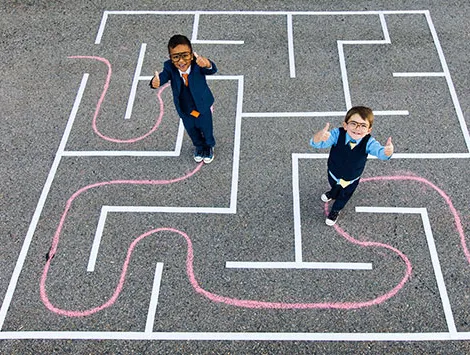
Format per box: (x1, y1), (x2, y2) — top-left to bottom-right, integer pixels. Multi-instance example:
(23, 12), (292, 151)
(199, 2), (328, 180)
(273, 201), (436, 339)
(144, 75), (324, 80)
(1, 0), (470, 353)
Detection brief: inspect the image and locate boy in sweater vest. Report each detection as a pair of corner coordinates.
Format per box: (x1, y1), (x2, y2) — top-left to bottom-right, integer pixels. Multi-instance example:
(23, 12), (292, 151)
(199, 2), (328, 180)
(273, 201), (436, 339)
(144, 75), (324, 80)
(310, 106), (394, 225)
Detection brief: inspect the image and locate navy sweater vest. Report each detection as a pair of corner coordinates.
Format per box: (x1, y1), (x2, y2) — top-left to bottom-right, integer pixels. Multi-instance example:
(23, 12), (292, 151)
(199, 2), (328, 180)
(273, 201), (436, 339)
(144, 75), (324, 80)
(327, 128), (371, 181)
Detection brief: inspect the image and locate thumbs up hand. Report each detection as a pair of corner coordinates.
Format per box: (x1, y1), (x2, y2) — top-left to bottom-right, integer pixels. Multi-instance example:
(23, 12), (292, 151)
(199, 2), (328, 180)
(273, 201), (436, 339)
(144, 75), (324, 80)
(194, 52), (211, 68)
(151, 71), (160, 88)
(384, 137), (394, 156)
(313, 122), (331, 143)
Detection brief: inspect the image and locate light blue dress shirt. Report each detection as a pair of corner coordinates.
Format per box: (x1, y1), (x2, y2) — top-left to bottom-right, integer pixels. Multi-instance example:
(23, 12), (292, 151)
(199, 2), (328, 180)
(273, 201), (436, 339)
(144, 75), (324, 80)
(309, 127), (391, 160)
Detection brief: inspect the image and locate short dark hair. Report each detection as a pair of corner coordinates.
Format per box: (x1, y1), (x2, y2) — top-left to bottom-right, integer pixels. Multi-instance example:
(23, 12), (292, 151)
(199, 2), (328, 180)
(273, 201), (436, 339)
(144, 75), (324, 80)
(168, 34), (192, 53)
(344, 106), (374, 128)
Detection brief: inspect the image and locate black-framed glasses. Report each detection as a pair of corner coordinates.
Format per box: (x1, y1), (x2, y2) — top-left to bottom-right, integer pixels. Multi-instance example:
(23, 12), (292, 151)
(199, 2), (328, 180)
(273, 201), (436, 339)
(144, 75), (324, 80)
(347, 121), (369, 130)
(170, 52), (192, 62)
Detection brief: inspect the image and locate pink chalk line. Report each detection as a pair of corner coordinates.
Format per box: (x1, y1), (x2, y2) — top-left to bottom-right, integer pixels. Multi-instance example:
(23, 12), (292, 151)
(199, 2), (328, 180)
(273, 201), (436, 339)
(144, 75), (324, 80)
(68, 55), (169, 143)
(41, 173), (468, 316)
(361, 174), (469, 263)
(40, 163), (203, 317)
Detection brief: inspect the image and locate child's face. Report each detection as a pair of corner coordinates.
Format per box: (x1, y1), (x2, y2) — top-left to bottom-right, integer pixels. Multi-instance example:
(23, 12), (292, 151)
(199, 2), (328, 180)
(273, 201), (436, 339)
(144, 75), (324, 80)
(169, 44), (193, 72)
(342, 113), (372, 141)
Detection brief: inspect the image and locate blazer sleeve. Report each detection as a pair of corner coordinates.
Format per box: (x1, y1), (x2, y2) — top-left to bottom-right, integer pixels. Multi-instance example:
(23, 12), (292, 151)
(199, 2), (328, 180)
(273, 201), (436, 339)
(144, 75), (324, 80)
(200, 60), (217, 75)
(149, 60), (172, 89)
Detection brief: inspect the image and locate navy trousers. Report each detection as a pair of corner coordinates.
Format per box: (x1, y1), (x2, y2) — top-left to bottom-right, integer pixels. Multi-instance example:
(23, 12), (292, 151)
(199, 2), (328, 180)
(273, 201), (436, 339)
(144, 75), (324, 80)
(181, 110), (215, 150)
(327, 173), (360, 212)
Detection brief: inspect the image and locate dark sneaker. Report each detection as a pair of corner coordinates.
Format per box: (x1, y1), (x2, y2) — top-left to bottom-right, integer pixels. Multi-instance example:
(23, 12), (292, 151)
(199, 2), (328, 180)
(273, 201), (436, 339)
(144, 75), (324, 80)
(203, 147), (214, 164)
(321, 191), (332, 202)
(194, 147), (204, 163)
(325, 210), (340, 226)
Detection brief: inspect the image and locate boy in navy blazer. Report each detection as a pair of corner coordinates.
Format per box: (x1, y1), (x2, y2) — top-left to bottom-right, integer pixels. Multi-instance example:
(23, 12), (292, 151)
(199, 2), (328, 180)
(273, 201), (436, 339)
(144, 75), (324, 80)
(310, 106), (394, 226)
(150, 34), (218, 163)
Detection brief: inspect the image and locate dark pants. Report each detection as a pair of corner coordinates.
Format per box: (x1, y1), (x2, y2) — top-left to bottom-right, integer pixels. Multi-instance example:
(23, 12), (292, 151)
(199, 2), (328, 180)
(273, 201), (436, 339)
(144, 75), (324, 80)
(181, 110), (215, 150)
(327, 173), (360, 212)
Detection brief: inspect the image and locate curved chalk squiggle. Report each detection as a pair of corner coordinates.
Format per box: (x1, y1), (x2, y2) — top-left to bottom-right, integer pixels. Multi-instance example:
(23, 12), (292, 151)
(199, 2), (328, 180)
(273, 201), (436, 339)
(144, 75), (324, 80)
(68, 55), (169, 143)
(40, 163), (203, 317)
(361, 174), (469, 263)
(41, 224), (411, 316)
(43, 174), (433, 316)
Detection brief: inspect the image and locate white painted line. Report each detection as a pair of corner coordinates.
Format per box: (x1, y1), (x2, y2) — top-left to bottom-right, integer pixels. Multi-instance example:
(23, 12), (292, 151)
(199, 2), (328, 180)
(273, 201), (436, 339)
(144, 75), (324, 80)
(191, 12), (200, 42)
(242, 110), (408, 118)
(337, 41), (351, 109)
(225, 261), (372, 270)
(125, 43), (147, 119)
(373, 110), (409, 115)
(292, 156), (302, 262)
(0, 74), (89, 330)
(344, 40), (392, 45)
(62, 151), (182, 157)
(145, 263), (164, 334)
(391, 153), (470, 159)
(356, 207), (457, 334)
(393, 72), (445, 77)
(192, 40), (245, 45)
(87, 207), (108, 272)
(0, 331), (462, 341)
(356, 207), (423, 214)
(207, 75), (242, 80)
(104, 206), (235, 214)
(287, 13), (296, 78)
(102, 10), (429, 16)
(294, 153), (330, 159)
(425, 11), (470, 153)
(420, 209), (457, 335)
(174, 119), (185, 155)
(379, 13), (391, 43)
(229, 76), (244, 211)
(243, 111), (346, 118)
(95, 11), (109, 44)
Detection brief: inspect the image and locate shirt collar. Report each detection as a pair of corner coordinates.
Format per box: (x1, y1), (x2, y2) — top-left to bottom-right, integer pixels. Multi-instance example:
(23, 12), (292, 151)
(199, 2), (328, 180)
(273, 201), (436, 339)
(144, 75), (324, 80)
(178, 65), (192, 77)
(345, 132), (362, 144)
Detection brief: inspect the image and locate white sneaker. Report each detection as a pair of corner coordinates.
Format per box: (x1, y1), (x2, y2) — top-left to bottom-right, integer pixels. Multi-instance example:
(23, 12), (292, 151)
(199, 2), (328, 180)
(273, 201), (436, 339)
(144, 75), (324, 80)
(325, 210), (340, 226)
(203, 147), (214, 164)
(194, 148), (204, 163)
(321, 193), (332, 202)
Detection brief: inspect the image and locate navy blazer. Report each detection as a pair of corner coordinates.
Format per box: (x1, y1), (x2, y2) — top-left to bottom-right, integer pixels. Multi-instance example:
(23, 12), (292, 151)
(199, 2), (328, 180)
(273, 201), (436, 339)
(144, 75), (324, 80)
(154, 59), (218, 118)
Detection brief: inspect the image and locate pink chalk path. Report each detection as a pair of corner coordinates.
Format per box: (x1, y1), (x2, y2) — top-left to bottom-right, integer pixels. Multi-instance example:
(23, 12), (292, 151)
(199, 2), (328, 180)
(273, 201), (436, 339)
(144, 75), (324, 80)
(40, 163), (203, 317)
(68, 55), (169, 143)
(362, 175), (469, 263)
(40, 173), (467, 317)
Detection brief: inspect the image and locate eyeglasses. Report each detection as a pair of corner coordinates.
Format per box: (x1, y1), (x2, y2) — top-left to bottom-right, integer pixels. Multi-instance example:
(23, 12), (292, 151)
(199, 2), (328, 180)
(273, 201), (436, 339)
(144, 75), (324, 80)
(347, 121), (369, 130)
(170, 52), (192, 62)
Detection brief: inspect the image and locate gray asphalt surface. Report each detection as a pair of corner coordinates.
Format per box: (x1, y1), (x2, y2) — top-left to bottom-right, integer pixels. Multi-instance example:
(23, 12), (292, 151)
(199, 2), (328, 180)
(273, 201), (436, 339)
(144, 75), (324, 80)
(1, 0), (470, 353)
